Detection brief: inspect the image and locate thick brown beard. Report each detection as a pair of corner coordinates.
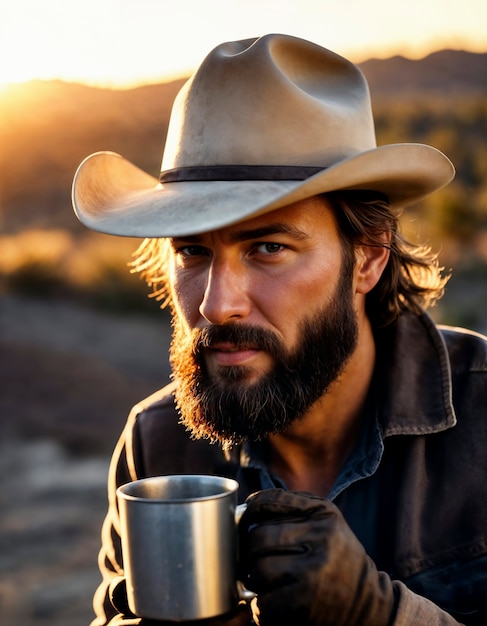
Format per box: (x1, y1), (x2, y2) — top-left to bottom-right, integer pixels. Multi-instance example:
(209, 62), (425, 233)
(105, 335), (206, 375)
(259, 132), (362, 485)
(170, 255), (358, 449)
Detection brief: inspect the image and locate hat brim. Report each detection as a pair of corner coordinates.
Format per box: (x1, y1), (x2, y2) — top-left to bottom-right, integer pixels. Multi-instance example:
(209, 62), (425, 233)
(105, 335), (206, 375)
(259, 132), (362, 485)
(72, 144), (454, 238)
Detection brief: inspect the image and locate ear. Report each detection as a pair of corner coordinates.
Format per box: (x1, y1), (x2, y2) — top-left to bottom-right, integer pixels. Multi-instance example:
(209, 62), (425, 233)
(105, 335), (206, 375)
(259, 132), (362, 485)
(354, 233), (391, 295)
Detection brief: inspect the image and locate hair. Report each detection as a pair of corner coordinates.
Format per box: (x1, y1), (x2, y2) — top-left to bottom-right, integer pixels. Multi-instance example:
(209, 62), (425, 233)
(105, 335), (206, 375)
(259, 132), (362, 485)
(326, 191), (449, 326)
(130, 191), (449, 327)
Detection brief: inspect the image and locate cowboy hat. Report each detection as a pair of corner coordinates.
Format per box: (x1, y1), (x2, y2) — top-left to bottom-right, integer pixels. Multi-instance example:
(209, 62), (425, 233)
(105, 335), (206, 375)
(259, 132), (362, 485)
(72, 33), (454, 238)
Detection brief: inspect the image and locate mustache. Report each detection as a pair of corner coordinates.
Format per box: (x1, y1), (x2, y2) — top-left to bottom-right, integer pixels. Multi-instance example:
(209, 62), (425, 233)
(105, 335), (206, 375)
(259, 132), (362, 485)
(192, 324), (285, 360)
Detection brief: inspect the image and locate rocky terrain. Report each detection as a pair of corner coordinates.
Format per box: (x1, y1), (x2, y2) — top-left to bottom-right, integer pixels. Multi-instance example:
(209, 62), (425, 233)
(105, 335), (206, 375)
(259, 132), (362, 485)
(0, 294), (171, 625)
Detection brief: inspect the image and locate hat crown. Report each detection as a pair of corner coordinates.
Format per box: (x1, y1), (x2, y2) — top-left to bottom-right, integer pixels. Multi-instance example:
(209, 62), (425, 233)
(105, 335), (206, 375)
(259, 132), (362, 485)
(72, 33), (454, 238)
(162, 34), (377, 172)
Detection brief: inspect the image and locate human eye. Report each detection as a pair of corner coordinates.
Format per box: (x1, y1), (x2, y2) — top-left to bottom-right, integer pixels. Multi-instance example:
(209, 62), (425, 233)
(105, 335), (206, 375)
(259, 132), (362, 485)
(170, 237), (207, 256)
(177, 244), (208, 257)
(170, 241), (210, 264)
(253, 242), (287, 256)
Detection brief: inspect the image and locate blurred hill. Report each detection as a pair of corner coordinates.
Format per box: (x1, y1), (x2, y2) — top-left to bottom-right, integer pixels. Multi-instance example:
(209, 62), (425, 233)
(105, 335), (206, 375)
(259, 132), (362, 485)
(361, 49), (487, 97)
(1, 78), (186, 233)
(1, 48), (486, 331)
(1, 49), (486, 626)
(1, 49), (487, 234)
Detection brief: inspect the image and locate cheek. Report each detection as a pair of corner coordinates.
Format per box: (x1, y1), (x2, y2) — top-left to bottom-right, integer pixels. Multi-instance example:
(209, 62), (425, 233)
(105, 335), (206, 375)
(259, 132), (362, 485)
(254, 258), (342, 344)
(170, 269), (205, 327)
(296, 256), (342, 304)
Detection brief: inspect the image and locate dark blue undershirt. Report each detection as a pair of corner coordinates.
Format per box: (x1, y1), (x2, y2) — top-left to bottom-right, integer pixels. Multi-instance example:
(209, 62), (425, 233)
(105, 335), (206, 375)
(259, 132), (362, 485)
(238, 405), (384, 559)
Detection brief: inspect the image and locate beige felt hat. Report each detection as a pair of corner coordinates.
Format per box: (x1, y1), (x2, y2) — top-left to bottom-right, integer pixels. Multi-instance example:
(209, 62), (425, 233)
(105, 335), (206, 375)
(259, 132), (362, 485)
(72, 33), (455, 238)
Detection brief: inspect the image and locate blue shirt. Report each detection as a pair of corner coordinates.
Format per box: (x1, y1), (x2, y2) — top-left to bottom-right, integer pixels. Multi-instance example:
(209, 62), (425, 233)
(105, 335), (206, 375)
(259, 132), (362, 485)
(239, 406), (384, 557)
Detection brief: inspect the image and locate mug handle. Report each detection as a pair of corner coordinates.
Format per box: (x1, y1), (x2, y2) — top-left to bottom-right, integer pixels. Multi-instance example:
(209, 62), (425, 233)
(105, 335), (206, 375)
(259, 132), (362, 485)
(235, 503), (256, 603)
(235, 502), (248, 524)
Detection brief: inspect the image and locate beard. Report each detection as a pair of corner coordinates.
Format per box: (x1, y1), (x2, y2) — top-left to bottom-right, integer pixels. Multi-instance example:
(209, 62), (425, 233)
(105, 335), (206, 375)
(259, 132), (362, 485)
(170, 255), (358, 449)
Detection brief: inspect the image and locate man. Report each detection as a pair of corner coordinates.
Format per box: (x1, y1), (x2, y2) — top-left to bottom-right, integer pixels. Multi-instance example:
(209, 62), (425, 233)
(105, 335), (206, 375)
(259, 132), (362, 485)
(72, 34), (487, 625)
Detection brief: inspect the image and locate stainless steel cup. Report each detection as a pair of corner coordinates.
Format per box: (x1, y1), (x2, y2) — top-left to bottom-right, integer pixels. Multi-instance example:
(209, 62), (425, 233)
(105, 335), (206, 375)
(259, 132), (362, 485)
(117, 474), (252, 621)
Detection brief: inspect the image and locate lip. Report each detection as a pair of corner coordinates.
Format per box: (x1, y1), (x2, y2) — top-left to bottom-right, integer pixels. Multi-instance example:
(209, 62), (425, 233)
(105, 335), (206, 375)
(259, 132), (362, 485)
(207, 342), (260, 366)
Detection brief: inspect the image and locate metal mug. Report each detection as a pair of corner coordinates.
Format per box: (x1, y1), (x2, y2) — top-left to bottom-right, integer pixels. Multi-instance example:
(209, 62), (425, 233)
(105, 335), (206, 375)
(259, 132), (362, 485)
(117, 474), (253, 621)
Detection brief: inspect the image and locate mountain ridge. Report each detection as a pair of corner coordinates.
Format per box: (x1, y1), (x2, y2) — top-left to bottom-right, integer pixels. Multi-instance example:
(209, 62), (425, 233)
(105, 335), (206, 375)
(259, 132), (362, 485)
(360, 49), (487, 97)
(2, 48), (486, 99)
(1, 49), (486, 233)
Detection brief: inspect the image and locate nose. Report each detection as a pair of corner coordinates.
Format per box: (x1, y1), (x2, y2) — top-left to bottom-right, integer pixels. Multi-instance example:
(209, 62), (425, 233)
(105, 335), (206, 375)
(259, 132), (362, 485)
(199, 258), (251, 325)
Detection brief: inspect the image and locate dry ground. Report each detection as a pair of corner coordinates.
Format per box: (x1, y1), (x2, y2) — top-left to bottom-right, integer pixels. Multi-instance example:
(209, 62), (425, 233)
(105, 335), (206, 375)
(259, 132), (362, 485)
(0, 294), (171, 625)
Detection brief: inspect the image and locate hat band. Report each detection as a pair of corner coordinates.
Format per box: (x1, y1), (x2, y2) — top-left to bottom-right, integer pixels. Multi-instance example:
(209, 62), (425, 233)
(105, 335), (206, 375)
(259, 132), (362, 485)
(159, 164), (325, 183)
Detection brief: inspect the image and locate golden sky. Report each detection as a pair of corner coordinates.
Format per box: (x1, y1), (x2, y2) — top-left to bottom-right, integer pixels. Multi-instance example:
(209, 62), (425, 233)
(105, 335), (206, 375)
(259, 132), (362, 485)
(1, 0), (486, 88)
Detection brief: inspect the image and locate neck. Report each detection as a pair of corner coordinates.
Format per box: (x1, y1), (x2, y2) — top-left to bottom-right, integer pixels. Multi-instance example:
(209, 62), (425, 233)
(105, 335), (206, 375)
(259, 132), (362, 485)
(268, 314), (376, 498)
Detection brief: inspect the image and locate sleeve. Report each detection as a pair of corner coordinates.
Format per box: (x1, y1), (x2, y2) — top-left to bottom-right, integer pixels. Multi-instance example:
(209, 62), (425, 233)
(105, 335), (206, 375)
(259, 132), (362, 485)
(90, 384), (234, 626)
(391, 581), (465, 626)
(90, 404), (145, 626)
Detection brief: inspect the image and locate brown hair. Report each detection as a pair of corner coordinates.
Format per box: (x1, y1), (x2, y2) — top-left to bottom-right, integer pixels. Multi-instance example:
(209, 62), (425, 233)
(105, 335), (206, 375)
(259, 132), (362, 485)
(327, 191), (449, 326)
(130, 236), (172, 308)
(130, 191), (449, 326)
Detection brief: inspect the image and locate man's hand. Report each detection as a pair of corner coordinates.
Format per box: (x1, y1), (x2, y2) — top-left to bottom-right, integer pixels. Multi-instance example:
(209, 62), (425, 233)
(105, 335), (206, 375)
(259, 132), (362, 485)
(238, 489), (396, 626)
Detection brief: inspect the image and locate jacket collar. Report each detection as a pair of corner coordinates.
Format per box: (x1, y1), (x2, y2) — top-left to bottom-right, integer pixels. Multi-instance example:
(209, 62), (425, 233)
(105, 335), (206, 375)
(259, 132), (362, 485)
(375, 312), (457, 437)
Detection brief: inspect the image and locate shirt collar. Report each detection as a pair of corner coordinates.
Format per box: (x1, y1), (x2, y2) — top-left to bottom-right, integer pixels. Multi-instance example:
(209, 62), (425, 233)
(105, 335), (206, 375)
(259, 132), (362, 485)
(235, 311), (457, 488)
(373, 311), (456, 437)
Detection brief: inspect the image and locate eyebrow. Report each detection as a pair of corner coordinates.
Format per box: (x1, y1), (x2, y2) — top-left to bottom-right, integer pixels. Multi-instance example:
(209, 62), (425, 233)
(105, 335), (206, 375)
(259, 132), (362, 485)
(229, 223), (311, 242)
(172, 223), (311, 245)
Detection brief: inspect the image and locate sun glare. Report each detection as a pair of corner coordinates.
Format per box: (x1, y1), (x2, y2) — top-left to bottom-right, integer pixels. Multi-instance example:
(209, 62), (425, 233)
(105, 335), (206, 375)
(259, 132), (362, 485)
(0, 0), (485, 90)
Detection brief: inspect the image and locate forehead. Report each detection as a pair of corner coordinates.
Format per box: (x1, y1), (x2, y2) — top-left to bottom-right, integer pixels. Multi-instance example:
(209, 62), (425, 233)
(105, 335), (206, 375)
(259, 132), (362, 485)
(180, 195), (338, 242)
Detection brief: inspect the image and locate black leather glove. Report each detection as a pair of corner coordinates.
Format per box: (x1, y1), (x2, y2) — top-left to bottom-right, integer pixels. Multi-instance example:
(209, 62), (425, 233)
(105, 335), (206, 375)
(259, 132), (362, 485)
(238, 489), (396, 626)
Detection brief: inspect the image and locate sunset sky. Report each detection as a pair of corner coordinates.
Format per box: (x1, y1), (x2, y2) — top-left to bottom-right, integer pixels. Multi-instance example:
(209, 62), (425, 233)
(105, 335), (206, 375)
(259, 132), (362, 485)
(1, 0), (486, 88)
